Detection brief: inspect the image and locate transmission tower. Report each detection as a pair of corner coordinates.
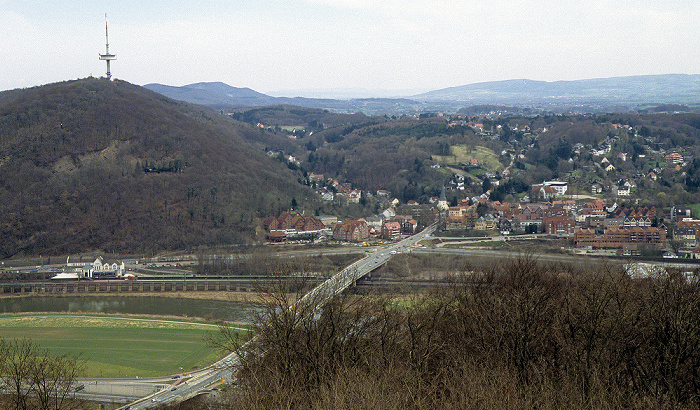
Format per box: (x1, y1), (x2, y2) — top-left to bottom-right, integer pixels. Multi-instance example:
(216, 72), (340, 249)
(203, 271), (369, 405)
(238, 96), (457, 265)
(99, 14), (116, 80)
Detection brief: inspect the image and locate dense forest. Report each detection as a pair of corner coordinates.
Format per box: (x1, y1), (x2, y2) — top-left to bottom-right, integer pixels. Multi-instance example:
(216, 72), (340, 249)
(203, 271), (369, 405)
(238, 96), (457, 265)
(0, 78), (317, 257)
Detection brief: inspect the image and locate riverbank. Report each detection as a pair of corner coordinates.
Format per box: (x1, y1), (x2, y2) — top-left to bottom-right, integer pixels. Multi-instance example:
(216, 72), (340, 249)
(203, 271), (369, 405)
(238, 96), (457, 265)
(0, 294), (264, 323)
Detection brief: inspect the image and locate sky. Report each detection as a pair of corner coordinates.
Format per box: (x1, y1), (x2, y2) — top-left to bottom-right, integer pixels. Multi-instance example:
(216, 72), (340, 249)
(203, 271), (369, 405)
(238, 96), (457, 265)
(1, 0), (699, 97)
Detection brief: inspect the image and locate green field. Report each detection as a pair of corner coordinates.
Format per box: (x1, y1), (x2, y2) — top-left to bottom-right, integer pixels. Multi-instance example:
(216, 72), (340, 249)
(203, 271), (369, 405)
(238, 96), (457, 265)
(0, 315), (248, 378)
(433, 145), (502, 172)
(688, 203), (700, 219)
(279, 125), (304, 132)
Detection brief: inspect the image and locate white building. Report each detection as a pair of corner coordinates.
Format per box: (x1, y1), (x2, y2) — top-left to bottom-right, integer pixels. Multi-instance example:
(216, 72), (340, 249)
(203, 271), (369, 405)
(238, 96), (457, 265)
(532, 181), (568, 196)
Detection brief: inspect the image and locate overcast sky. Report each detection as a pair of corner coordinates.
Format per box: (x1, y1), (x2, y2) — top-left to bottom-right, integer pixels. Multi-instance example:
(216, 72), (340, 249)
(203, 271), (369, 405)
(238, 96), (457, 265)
(1, 0), (699, 97)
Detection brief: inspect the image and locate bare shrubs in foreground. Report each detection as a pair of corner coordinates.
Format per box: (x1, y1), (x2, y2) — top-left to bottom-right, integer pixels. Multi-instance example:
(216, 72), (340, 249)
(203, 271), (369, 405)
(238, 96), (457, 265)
(210, 257), (700, 409)
(0, 338), (86, 410)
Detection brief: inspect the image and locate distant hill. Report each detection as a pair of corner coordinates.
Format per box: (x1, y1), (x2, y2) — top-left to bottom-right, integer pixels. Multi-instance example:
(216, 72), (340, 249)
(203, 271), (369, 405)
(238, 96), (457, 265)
(0, 78), (316, 257)
(144, 82), (278, 107)
(144, 82), (434, 115)
(146, 75), (700, 115)
(413, 74), (700, 108)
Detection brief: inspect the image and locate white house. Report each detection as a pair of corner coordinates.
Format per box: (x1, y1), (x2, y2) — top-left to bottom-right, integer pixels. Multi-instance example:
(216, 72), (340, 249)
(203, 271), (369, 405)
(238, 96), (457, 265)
(91, 256), (125, 276)
(614, 186), (630, 197)
(382, 208), (396, 220)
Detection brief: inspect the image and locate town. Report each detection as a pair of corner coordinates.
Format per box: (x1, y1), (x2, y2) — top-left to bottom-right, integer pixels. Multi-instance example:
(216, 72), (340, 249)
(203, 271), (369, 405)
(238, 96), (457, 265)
(261, 110), (700, 259)
(262, 181), (699, 258)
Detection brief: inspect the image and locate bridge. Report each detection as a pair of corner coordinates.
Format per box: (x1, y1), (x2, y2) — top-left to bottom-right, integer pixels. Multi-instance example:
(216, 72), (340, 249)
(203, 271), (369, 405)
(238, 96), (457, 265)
(100, 224), (438, 409)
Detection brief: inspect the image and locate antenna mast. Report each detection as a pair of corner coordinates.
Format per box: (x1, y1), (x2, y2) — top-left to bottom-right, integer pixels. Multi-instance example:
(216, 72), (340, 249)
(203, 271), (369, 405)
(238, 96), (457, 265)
(99, 14), (116, 80)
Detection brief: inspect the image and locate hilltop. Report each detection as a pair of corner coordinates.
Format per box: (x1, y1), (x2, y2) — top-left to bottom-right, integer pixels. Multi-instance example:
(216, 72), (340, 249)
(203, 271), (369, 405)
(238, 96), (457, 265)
(0, 78), (316, 257)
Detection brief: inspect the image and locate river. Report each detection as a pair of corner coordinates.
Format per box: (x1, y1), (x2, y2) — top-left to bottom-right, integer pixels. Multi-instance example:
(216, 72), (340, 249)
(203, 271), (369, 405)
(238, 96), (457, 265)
(0, 295), (261, 323)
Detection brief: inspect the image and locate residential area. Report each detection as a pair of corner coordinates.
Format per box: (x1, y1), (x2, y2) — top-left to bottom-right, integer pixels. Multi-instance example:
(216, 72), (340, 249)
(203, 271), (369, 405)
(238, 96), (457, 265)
(262, 174), (700, 259)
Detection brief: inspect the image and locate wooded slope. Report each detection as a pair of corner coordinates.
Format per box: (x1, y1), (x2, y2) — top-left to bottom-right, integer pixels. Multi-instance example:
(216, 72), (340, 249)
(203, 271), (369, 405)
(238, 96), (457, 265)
(0, 78), (315, 257)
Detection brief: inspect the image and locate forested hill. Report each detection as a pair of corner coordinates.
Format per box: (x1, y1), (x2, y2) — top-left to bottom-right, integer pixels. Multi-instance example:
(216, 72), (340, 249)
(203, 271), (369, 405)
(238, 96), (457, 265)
(0, 78), (316, 257)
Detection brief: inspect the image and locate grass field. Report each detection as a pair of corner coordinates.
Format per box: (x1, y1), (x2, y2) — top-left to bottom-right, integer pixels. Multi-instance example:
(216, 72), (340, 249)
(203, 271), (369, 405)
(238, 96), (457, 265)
(433, 145), (502, 172)
(688, 203), (700, 219)
(0, 315), (248, 378)
(279, 125), (304, 132)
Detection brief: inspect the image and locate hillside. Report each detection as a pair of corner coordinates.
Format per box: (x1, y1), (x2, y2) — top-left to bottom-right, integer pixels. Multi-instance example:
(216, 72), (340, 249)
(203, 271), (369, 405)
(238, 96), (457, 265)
(231, 103), (700, 209)
(414, 74), (700, 109)
(0, 78), (317, 257)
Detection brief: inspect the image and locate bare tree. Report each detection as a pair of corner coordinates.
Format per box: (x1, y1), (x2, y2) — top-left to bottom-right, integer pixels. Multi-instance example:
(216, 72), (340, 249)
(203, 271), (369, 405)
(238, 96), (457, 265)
(0, 338), (35, 410)
(0, 338), (85, 410)
(31, 352), (85, 410)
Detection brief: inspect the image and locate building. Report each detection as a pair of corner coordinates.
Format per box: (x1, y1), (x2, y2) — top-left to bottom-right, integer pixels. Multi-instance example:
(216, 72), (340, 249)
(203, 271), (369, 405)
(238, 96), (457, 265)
(348, 189), (362, 204)
(65, 256), (125, 278)
(574, 227), (666, 248)
(474, 215), (498, 231)
(604, 218), (625, 230)
(376, 190), (391, 199)
(623, 217), (651, 229)
(543, 207), (568, 218)
(381, 221), (402, 240)
(333, 220), (370, 242)
(616, 206), (656, 219)
(614, 186), (630, 197)
(263, 212), (326, 241)
(317, 215), (339, 227)
(671, 206), (692, 221)
(492, 202), (521, 219)
(263, 212), (325, 232)
(677, 218), (700, 232)
(521, 204), (547, 220)
(499, 219), (512, 234)
(437, 186), (449, 212)
(541, 181), (568, 195)
(402, 219), (418, 234)
(531, 185), (558, 202)
(445, 215), (465, 230)
(511, 217), (542, 233)
(664, 152), (684, 164)
(591, 183), (603, 195)
(673, 226), (697, 248)
(542, 217), (576, 236)
(585, 216), (606, 230)
(365, 215), (385, 230)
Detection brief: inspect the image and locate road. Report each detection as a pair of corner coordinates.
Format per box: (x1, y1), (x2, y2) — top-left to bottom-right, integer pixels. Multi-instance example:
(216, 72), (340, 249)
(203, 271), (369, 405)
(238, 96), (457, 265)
(107, 358), (238, 409)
